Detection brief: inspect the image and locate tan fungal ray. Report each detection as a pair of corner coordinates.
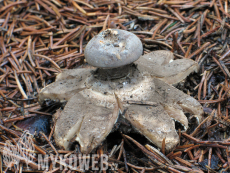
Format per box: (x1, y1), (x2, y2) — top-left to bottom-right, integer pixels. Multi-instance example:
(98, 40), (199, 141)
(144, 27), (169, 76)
(163, 104), (188, 131)
(135, 50), (199, 84)
(54, 92), (119, 154)
(153, 78), (203, 123)
(55, 67), (95, 81)
(39, 68), (91, 103)
(125, 103), (179, 152)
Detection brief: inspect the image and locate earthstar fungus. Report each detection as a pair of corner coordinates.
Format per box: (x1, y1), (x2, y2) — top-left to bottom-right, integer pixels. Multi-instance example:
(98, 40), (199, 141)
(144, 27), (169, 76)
(39, 29), (203, 154)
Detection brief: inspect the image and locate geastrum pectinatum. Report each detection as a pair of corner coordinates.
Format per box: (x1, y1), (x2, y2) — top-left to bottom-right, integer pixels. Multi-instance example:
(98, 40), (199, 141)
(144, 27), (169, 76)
(39, 29), (203, 154)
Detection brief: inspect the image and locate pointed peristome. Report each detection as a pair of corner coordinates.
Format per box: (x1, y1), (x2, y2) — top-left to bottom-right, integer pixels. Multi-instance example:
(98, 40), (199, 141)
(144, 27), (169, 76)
(85, 29), (143, 68)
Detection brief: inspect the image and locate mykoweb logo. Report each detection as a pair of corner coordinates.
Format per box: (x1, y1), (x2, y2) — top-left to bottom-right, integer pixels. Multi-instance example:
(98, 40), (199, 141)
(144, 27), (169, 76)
(2, 131), (117, 171)
(37, 153), (116, 171)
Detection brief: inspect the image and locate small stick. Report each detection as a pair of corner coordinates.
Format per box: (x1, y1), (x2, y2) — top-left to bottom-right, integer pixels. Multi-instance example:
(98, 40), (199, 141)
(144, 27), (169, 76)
(174, 157), (193, 167)
(35, 58), (43, 82)
(197, 18), (201, 47)
(0, 1), (27, 13)
(148, 11), (178, 20)
(14, 71), (28, 99)
(168, 151), (182, 160)
(27, 36), (36, 67)
(72, 1), (87, 14)
(191, 110), (215, 136)
(185, 43), (193, 58)
(200, 26), (220, 38)
(198, 70), (207, 100)
(214, 3), (221, 20)
(35, 66), (60, 73)
(53, 27), (80, 47)
(122, 145), (129, 172)
(215, 148), (226, 164)
(151, 19), (168, 39)
(102, 14), (110, 31)
(40, 131), (58, 155)
(208, 147), (212, 173)
(165, 5), (184, 23)
(117, 139), (124, 161)
(33, 54), (61, 72)
(212, 56), (228, 77)
(0, 124), (20, 138)
(35, 0), (55, 15)
(187, 42), (211, 59)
